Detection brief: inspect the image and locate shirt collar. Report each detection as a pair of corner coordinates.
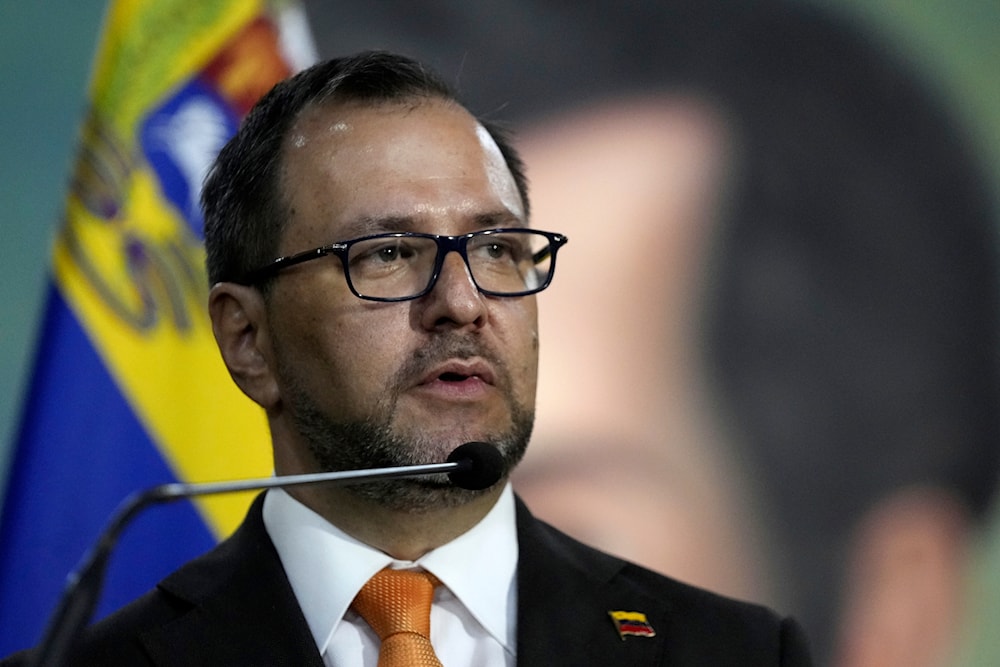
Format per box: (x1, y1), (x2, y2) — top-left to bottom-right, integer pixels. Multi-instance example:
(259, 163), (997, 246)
(262, 484), (519, 655)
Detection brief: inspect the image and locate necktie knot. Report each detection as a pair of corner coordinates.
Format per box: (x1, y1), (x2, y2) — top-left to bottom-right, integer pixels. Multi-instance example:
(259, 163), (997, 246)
(351, 568), (444, 667)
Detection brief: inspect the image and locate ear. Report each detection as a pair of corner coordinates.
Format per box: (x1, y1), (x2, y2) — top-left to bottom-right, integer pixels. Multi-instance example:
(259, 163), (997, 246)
(208, 282), (281, 411)
(832, 487), (970, 667)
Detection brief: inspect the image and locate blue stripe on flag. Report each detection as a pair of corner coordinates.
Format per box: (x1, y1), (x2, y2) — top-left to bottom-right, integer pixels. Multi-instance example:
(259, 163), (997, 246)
(0, 284), (215, 655)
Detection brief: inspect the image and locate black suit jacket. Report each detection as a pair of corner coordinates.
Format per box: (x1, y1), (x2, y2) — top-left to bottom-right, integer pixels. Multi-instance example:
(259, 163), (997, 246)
(6, 494), (811, 665)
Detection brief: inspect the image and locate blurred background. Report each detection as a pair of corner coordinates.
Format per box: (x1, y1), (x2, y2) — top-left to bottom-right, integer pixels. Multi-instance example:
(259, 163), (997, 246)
(2, 2), (999, 666)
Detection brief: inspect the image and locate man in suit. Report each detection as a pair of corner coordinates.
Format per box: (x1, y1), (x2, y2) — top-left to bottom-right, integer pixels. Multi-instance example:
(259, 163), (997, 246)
(5, 51), (811, 666)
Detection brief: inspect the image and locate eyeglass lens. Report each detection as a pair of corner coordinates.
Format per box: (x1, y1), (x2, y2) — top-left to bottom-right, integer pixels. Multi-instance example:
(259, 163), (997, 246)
(346, 231), (554, 299)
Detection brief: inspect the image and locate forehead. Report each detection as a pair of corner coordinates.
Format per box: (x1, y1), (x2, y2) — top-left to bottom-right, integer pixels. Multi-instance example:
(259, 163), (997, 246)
(277, 98), (524, 242)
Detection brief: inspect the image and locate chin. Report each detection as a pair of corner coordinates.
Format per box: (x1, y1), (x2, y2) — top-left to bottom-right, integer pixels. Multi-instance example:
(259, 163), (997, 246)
(346, 476), (496, 513)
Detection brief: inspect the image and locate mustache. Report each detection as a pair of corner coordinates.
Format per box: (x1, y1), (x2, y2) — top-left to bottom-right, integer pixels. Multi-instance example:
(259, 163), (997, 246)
(393, 335), (511, 391)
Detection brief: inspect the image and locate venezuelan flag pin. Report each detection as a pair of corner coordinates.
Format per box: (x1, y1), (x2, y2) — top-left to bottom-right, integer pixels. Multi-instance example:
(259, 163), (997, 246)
(608, 610), (656, 640)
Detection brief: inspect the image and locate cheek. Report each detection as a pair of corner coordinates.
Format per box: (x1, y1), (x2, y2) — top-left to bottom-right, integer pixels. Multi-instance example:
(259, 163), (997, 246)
(322, 312), (406, 392)
(274, 296), (397, 410)
(341, 326), (402, 380)
(498, 299), (540, 393)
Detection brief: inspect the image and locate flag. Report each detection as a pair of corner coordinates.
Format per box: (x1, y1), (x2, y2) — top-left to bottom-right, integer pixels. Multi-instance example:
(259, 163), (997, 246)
(608, 610), (657, 640)
(0, 0), (314, 654)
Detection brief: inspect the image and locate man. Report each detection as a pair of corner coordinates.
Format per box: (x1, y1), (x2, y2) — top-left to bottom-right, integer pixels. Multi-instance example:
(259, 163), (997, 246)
(4, 51), (810, 666)
(300, 4), (1000, 665)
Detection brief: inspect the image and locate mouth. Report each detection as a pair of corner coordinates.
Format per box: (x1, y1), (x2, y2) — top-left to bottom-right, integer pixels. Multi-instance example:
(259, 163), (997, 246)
(418, 359), (497, 388)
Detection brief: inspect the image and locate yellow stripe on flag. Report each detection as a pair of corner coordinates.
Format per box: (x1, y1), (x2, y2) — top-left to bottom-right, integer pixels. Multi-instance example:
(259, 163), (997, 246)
(51, 0), (299, 538)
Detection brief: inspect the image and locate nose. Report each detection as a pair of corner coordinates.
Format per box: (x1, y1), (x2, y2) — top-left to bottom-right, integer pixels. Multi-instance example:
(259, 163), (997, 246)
(416, 250), (487, 331)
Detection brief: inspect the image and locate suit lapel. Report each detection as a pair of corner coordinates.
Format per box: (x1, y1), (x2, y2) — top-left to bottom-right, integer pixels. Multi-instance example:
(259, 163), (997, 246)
(138, 495), (324, 667)
(125, 493), (672, 665)
(514, 498), (669, 666)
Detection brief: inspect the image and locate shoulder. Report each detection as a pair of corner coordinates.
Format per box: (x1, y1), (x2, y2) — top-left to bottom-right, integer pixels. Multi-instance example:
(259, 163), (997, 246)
(515, 497), (812, 665)
(0, 559), (208, 666)
(10, 494), (317, 666)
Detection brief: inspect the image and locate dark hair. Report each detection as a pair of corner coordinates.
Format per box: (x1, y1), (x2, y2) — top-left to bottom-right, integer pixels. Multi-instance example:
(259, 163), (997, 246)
(202, 50), (529, 286)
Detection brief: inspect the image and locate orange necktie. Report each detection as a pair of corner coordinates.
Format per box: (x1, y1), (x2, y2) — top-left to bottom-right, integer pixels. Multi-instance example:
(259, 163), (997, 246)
(351, 568), (444, 667)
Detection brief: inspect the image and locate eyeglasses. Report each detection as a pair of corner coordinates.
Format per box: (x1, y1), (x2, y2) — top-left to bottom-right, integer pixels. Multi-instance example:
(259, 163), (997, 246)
(239, 228), (568, 302)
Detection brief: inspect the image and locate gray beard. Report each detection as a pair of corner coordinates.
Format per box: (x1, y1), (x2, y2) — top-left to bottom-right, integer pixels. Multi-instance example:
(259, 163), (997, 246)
(280, 336), (533, 512)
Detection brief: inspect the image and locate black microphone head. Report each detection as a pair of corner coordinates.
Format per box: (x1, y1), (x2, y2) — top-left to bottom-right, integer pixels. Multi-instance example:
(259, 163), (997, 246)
(446, 442), (505, 490)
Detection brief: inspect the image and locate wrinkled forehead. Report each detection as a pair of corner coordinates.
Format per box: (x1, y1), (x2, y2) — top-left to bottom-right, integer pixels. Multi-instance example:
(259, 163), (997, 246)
(276, 97), (525, 241)
(284, 96), (511, 169)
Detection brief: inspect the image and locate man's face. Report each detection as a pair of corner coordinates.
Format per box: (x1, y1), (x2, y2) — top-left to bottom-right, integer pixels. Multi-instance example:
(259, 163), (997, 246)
(262, 98), (538, 501)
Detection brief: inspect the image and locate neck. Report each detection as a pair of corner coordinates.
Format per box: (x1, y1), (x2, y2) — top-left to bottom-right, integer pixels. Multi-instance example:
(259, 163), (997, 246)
(288, 483), (504, 561)
(269, 426), (505, 559)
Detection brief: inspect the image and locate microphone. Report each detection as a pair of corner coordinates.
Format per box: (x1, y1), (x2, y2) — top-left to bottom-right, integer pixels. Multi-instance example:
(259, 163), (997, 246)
(445, 441), (504, 490)
(29, 441), (504, 667)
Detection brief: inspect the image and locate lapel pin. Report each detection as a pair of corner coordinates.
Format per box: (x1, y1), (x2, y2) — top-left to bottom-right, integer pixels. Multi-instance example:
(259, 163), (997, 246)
(608, 610), (656, 640)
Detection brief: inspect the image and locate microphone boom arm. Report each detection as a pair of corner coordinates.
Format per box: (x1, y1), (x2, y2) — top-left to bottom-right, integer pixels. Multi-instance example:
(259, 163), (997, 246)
(30, 459), (466, 667)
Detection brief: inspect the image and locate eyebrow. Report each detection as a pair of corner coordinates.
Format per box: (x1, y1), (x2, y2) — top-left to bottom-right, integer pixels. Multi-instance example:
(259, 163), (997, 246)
(473, 210), (524, 229)
(342, 215), (419, 237)
(341, 210), (524, 238)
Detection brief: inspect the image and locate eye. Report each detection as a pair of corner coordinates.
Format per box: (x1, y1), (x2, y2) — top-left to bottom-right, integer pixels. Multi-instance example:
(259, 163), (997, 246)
(484, 241), (512, 260)
(373, 244), (403, 263)
(353, 239), (418, 266)
(469, 236), (527, 264)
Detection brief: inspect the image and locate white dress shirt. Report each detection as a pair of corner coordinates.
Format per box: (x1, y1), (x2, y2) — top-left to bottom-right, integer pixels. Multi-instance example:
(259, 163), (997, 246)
(262, 484), (519, 666)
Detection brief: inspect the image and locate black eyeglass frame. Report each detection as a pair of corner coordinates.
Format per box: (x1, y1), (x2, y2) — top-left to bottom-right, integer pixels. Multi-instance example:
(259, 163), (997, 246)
(237, 227), (568, 302)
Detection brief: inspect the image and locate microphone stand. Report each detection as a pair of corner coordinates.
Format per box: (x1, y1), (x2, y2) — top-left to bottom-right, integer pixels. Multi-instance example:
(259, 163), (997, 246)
(30, 460), (464, 667)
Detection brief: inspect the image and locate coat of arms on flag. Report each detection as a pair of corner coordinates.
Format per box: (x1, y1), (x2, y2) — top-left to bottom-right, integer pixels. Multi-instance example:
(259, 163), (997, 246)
(0, 1), (314, 656)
